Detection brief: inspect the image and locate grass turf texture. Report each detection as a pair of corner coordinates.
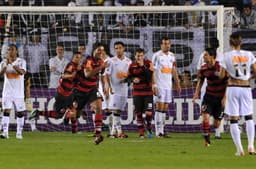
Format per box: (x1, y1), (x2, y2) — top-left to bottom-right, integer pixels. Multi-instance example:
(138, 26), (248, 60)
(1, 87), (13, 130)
(0, 132), (255, 169)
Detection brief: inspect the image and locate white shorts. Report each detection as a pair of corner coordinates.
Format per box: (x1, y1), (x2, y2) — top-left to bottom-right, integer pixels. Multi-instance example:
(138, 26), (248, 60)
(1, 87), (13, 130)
(2, 97), (26, 112)
(108, 94), (127, 111)
(98, 88), (109, 110)
(225, 87), (253, 117)
(155, 87), (173, 103)
(102, 95), (110, 110)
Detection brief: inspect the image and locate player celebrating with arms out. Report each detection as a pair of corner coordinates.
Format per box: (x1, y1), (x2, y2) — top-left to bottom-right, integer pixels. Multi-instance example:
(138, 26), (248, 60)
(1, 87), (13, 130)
(74, 43), (108, 144)
(193, 48), (227, 147)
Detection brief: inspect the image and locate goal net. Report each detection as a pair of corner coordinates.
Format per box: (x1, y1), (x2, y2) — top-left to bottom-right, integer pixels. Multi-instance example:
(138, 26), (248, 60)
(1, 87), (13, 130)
(0, 5), (233, 133)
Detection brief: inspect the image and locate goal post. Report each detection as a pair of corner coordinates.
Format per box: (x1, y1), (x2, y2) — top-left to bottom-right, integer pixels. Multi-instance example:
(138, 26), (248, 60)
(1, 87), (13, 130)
(0, 5), (233, 133)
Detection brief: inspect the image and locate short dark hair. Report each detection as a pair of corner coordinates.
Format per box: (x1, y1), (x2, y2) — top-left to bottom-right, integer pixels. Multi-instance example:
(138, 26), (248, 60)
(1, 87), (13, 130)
(93, 42), (105, 50)
(229, 32), (241, 47)
(8, 44), (18, 50)
(243, 3), (252, 9)
(161, 37), (170, 42)
(114, 41), (125, 47)
(135, 48), (145, 54)
(57, 42), (64, 48)
(73, 51), (81, 56)
(183, 70), (191, 75)
(205, 47), (217, 59)
(209, 37), (219, 49)
(78, 43), (86, 47)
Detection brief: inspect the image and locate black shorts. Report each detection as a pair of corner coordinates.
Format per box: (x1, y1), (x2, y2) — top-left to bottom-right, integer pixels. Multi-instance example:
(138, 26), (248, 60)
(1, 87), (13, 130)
(201, 94), (224, 120)
(133, 95), (153, 112)
(74, 88), (102, 111)
(54, 92), (74, 115)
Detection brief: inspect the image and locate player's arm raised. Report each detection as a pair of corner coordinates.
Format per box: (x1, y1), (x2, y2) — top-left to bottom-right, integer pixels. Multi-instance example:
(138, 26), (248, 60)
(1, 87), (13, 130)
(84, 60), (108, 78)
(0, 61), (7, 76)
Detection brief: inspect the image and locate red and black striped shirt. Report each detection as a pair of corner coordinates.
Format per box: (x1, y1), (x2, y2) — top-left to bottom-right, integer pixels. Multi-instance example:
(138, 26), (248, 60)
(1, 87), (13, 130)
(57, 61), (79, 96)
(76, 56), (104, 93)
(199, 61), (227, 98)
(128, 59), (154, 96)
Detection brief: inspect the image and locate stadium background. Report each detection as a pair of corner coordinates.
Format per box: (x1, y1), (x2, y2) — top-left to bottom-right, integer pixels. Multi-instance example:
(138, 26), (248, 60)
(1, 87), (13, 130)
(0, 0), (256, 132)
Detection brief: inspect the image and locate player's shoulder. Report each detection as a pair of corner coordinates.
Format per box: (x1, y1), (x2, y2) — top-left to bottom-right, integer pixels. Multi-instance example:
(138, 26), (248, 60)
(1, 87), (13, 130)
(64, 57), (69, 62)
(17, 57), (26, 63)
(104, 56), (110, 62)
(124, 56), (132, 63)
(154, 50), (174, 57)
(49, 56), (58, 61)
(17, 57), (25, 61)
(167, 51), (175, 57)
(110, 56), (118, 62)
(153, 50), (161, 56)
(0, 59), (6, 64)
(215, 61), (221, 68)
(144, 59), (152, 65)
(200, 63), (208, 70)
(240, 50), (254, 56)
(67, 61), (75, 67)
(129, 61), (138, 67)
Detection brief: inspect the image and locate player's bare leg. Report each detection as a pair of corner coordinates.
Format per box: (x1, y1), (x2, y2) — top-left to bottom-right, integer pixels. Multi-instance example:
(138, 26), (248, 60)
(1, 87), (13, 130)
(202, 112), (211, 146)
(91, 99), (104, 145)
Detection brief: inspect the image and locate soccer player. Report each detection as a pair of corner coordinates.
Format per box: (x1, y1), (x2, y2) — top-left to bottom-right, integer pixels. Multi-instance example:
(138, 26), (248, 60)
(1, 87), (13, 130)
(74, 43), (108, 144)
(89, 48), (111, 137)
(197, 37), (224, 139)
(105, 41), (131, 138)
(219, 33), (256, 156)
(98, 50), (112, 136)
(78, 43), (90, 62)
(152, 37), (181, 138)
(192, 47), (227, 147)
(128, 48), (154, 138)
(29, 52), (82, 134)
(49, 43), (69, 88)
(0, 44), (26, 139)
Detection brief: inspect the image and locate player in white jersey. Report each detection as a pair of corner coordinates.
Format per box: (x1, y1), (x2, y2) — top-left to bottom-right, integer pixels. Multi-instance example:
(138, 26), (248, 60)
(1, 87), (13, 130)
(220, 33), (256, 156)
(0, 44), (26, 139)
(196, 37), (224, 139)
(48, 43), (69, 88)
(152, 37), (181, 138)
(99, 50), (112, 136)
(105, 41), (131, 138)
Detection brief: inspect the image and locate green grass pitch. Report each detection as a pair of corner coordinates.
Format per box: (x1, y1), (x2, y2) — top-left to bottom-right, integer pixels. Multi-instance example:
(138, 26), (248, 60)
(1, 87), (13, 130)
(0, 132), (255, 169)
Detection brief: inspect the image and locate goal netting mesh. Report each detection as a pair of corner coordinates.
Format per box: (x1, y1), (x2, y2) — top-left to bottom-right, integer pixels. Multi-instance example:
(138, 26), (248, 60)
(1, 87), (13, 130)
(0, 6), (234, 133)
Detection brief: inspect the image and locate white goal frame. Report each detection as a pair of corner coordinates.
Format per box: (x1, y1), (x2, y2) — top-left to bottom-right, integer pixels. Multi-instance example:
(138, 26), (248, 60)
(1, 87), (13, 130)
(0, 5), (225, 52)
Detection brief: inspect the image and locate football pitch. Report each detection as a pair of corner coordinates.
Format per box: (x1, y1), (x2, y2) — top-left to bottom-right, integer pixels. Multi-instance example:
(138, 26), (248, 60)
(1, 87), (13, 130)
(0, 132), (255, 169)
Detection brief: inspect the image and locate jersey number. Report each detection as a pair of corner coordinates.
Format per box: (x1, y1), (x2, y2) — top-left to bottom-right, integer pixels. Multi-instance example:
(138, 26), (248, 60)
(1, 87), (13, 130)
(234, 64), (247, 77)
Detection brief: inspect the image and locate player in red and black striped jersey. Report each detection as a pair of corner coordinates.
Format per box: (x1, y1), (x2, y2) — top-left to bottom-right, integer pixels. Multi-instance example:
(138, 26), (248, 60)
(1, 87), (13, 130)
(128, 48), (154, 138)
(29, 52), (82, 133)
(192, 48), (228, 146)
(74, 43), (108, 145)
